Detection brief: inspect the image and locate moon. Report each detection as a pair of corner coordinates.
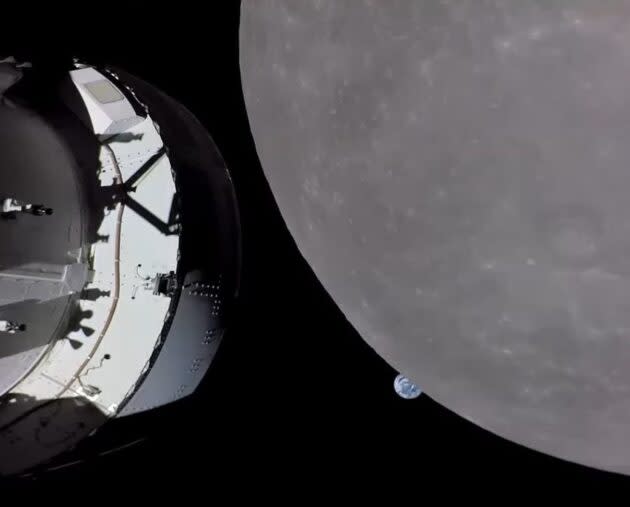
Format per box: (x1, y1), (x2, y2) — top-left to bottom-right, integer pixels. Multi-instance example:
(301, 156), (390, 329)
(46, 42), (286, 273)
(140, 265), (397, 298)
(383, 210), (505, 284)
(240, 1), (630, 474)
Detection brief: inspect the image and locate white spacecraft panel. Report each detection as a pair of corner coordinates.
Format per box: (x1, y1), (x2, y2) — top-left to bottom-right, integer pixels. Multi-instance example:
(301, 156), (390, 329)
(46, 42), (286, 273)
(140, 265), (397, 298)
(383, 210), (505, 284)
(0, 61), (240, 476)
(5, 117), (179, 417)
(68, 67), (144, 136)
(0, 263), (87, 306)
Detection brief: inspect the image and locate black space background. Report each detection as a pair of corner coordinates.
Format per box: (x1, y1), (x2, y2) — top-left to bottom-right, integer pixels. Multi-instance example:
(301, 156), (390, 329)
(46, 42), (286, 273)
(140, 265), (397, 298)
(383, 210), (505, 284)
(2, 1), (628, 491)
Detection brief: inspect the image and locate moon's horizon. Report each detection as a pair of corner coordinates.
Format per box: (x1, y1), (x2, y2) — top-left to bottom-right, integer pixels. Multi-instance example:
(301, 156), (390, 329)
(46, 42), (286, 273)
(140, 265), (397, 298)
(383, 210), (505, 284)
(241, 1), (630, 475)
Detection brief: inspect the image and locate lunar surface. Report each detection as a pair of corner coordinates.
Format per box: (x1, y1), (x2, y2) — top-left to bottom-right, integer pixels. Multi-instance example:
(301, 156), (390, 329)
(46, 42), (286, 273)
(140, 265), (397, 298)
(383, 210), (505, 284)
(241, 1), (630, 473)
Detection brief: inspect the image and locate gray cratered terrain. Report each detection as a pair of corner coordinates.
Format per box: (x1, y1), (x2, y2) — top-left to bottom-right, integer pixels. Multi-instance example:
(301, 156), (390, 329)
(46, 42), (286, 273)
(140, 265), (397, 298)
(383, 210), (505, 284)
(240, 1), (630, 474)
